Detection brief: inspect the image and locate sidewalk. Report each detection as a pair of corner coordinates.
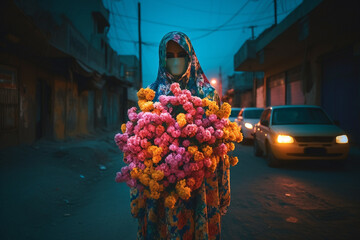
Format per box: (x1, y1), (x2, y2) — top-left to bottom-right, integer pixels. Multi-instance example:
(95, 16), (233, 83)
(0, 130), (133, 239)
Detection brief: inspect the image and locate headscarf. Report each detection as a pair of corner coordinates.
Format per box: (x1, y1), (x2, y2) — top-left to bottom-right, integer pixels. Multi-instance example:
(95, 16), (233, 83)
(148, 31), (216, 101)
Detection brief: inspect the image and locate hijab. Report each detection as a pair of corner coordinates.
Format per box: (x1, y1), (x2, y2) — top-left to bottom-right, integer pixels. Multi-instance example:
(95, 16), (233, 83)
(148, 31), (216, 101)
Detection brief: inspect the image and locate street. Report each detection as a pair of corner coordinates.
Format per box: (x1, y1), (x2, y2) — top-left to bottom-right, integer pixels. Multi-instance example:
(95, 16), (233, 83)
(1, 135), (360, 240)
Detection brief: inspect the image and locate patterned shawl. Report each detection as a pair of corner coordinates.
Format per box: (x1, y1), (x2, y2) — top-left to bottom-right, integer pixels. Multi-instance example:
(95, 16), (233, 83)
(148, 31), (216, 101)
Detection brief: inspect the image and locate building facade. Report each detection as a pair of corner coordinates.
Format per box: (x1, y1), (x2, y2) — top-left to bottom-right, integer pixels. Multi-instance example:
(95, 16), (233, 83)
(0, 0), (134, 148)
(233, 0), (360, 144)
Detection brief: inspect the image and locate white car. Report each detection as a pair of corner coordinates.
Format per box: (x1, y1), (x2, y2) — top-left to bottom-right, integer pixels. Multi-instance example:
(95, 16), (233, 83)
(235, 107), (264, 142)
(229, 107), (242, 123)
(253, 105), (349, 167)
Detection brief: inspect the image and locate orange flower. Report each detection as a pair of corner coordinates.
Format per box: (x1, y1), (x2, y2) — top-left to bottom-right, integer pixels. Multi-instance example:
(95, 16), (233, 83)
(121, 123), (126, 133)
(176, 113), (187, 127)
(187, 146), (198, 155)
(165, 195), (177, 209)
(230, 156), (239, 166)
(194, 151), (205, 162)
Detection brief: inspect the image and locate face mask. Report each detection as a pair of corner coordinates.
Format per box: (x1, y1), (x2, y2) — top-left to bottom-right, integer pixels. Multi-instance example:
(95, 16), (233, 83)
(166, 57), (187, 76)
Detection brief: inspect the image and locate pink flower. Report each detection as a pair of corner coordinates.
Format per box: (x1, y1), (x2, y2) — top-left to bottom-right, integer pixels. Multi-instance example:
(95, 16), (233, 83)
(128, 112), (138, 122)
(196, 107), (205, 115)
(183, 102), (194, 112)
(204, 158), (212, 167)
(214, 129), (224, 139)
(159, 95), (169, 105)
(195, 119), (202, 126)
(168, 174), (177, 183)
(192, 97), (202, 107)
(178, 94), (188, 105)
(169, 144), (178, 152)
(209, 114), (217, 122)
(177, 147), (185, 155)
(170, 83), (181, 96)
(126, 179), (137, 188)
(184, 124), (198, 137)
(182, 139), (190, 147)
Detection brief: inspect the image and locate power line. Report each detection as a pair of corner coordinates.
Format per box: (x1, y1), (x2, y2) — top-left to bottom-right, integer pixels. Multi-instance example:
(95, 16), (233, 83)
(191, 0), (252, 41)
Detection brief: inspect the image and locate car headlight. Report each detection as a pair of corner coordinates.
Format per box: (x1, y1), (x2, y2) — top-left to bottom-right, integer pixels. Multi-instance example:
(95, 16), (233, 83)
(276, 135), (294, 144)
(336, 135), (348, 144)
(244, 123), (253, 129)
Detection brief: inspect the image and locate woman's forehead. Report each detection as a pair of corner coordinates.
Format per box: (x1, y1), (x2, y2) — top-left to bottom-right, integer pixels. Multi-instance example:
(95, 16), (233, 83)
(166, 40), (185, 53)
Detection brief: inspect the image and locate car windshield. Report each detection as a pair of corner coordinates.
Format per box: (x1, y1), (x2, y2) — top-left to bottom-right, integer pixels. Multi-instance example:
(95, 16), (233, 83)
(272, 107), (333, 125)
(230, 109), (241, 118)
(243, 109), (264, 119)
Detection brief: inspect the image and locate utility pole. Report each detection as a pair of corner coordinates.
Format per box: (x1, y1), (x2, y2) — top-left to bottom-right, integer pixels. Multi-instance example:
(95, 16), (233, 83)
(138, 2), (142, 88)
(274, 0), (277, 25)
(248, 25), (256, 40)
(218, 66), (223, 100)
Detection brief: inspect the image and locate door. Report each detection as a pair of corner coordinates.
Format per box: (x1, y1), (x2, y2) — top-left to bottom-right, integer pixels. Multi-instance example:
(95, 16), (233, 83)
(267, 73), (285, 106)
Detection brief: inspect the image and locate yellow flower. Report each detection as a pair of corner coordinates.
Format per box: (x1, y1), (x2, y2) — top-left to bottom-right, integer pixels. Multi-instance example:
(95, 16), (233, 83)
(176, 113), (187, 128)
(194, 151), (205, 162)
(144, 159), (153, 168)
(175, 179), (191, 200)
(139, 101), (154, 112)
(223, 155), (230, 168)
(144, 88), (155, 101)
(187, 146), (198, 155)
(151, 170), (164, 181)
(130, 167), (141, 179)
(137, 88), (146, 100)
(202, 146), (213, 157)
(121, 123), (126, 133)
(230, 156), (239, 166)
(216, 102), (231, 118)
(139, 174), (150, 186)
(202, 98), (211, 107)
(165, 195), (177, 209)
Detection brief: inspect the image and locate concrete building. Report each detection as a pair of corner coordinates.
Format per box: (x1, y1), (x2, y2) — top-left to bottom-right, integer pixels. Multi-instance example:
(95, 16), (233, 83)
(0, 0), (133, 148)
(226, 72), (263, 108)
(234, 0), (360, 144)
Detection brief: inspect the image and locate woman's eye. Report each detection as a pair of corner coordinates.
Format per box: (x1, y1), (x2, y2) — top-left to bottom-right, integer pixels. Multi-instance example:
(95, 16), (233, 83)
(166, 53), (174, 58)
(178, 52), (187, 58)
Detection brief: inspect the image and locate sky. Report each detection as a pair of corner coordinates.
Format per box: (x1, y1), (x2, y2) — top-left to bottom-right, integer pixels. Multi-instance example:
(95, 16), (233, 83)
(103, 0), (302, 93)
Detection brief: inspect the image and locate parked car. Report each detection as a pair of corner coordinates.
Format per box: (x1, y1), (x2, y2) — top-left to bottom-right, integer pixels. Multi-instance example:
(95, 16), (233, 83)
(229, 107), (242, 123)
(253, 105), (349, 167)
(235, 107), (264, 143)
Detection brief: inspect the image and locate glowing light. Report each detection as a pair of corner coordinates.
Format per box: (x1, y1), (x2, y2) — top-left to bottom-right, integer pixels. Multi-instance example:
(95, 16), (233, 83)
(336, 135), (348, 144)
(211, 78), (217, 85)
(276, 135), (294, 144)
(244, 123), (253, 129)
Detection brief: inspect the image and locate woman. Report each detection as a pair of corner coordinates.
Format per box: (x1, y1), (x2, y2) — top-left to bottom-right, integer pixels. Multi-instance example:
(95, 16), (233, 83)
(130, 31), (230, 240)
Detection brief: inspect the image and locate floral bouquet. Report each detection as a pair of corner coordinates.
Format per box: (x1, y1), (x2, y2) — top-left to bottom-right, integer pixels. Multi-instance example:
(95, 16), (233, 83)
(115, 83), (242, 208)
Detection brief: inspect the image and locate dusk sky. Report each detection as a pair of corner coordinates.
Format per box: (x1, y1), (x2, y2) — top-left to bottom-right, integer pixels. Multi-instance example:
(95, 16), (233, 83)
(103, 0), (302, 90)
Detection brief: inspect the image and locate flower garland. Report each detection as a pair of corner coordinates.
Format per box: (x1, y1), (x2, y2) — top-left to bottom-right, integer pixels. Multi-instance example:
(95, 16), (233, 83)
(115, 83), (242, 208)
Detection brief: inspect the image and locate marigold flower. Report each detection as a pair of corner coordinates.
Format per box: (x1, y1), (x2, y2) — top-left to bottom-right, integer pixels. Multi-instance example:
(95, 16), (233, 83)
(165, 195), (177, 209)
(187, 146), (198, 155)
(130, 167), (141, 179)
(121, 124), (126, 133)
(144, 88), (155, 101)
(176, 179), (191, 200)
(230, 156), (239, 166)
(139, 174), (150, 186)
(151, 170), (164, 181)
(194, 151), (205, 162)
(176, 113), (187, 128)
(202, 146), (213, 157)
(223, 155), (230, 168)
(139, 101), (154, 112)
(137, 88), (146, 100)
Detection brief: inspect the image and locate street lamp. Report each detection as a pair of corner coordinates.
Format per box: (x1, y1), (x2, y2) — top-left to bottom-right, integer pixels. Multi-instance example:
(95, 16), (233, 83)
(211, 78), (217, 85)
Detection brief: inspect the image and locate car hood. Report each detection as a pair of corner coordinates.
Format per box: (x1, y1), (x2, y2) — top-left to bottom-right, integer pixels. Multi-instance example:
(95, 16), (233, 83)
(270, 124), (345, 136)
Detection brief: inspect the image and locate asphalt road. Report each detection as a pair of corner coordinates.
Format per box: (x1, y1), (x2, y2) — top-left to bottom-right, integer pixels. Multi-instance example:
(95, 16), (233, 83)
(1, 137), (359, 240)
(222, 142), (360, 240)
